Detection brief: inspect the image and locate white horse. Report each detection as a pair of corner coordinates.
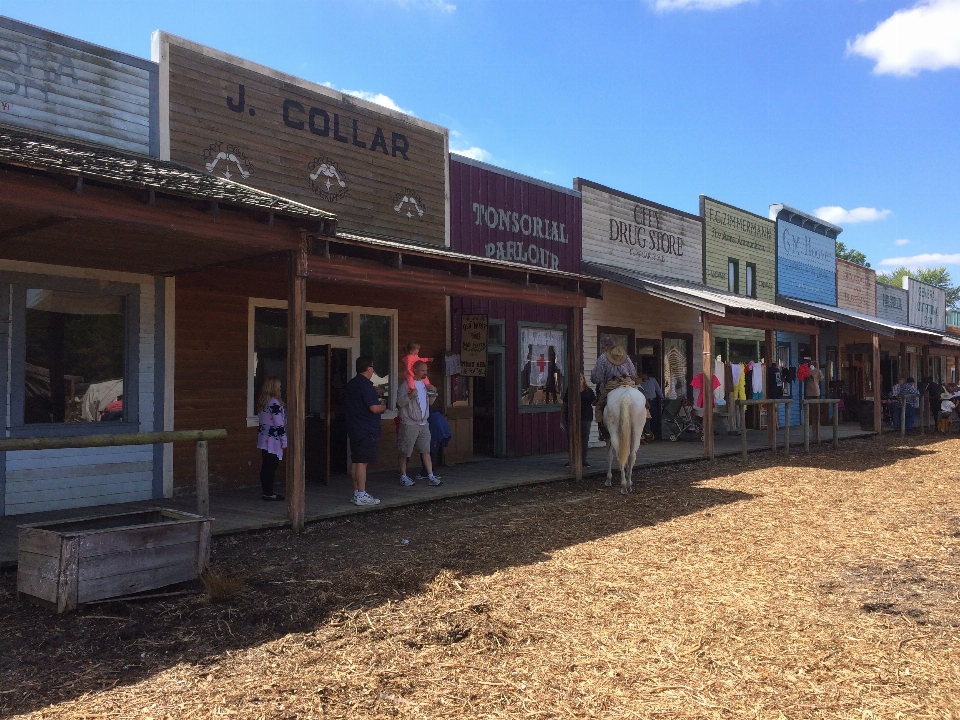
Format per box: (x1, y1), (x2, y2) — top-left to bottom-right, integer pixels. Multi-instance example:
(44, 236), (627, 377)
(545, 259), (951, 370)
(603, 385), (649, 494)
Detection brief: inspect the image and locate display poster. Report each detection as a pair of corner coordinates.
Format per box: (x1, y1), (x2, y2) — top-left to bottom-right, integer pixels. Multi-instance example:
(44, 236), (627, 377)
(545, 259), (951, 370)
(460, 314), (488, 377)
(836, 259), (876, 316)
(905, 277), (946, 331)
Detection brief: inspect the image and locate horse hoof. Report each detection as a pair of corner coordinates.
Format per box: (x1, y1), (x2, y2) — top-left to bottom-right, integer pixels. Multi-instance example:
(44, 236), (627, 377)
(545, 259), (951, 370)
(620, 488), (628, 495)
(604, 480), (612, 487)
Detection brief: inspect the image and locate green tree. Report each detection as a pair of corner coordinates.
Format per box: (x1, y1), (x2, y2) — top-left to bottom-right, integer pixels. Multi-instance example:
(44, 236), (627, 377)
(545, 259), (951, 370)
(835, 240), (870, 268)
(877, 266), (960, 309)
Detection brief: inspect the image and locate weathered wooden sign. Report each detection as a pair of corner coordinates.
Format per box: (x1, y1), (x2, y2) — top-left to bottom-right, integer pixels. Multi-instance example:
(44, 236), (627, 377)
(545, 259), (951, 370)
(0, 16), (158, 155)
(701, 196), (775, 302)
(836, 258), (876, 316)
(904, 276), (946, 332)
(459, 314), (488, 377)
(152, 31), (448, 245)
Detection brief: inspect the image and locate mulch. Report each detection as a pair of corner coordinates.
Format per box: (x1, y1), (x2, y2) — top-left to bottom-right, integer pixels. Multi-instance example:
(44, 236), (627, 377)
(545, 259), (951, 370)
(1, 433), (959, 718)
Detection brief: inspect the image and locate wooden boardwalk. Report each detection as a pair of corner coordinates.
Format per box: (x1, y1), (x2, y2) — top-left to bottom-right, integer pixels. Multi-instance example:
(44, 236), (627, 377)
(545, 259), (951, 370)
(0, 424), (875, 568)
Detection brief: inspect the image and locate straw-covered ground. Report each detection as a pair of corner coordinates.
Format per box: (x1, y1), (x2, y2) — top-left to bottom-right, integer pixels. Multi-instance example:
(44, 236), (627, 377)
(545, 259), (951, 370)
(2, 433), (959, 719)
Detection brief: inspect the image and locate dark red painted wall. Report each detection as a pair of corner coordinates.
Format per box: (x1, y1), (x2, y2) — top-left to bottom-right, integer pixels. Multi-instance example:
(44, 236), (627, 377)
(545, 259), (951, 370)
(449, 158), (581, 273)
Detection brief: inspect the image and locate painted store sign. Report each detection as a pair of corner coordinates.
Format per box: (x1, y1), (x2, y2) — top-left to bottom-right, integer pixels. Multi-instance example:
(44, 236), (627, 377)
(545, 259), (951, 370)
(836, 259), (876, 316)
(701, 196), (775, 301)
(577, 179), (702, 283)
(152, 31), (448, 245)
(450, 156), (581, 272)
(775, 218), (836, 304)
(904, 276), (946, 332)
(876, 282), (908, 325)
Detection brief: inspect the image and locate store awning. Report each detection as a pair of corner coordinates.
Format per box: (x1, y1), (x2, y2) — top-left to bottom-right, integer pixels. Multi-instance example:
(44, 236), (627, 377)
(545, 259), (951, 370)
(582, 261), (827, 331)
(307, 232), (604, 308)
(776, 296), (943, 340)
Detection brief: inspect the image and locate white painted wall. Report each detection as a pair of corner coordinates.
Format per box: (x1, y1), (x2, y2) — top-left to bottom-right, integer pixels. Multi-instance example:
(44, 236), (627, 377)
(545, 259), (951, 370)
(2, 261), (160, 515)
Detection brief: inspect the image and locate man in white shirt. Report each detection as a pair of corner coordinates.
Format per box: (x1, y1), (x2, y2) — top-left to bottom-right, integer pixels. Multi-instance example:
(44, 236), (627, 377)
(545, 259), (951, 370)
(395, 361), (441, 487)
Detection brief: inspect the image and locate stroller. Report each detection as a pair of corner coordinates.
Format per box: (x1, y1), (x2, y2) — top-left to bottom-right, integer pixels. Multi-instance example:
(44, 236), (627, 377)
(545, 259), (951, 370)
(662, 395), (704, 442)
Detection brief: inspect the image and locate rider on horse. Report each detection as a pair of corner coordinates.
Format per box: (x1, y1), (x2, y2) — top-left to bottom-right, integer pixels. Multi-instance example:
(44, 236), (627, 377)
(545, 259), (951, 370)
(590, 337), (637, 441)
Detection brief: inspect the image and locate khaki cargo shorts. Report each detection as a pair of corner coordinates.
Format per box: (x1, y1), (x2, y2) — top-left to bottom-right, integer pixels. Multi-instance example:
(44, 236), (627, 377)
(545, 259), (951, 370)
(397, 422), (431, 457)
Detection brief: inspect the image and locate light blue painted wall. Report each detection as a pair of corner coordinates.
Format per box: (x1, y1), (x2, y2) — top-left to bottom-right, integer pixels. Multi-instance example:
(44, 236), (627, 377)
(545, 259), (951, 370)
(776, 219), (836, 305)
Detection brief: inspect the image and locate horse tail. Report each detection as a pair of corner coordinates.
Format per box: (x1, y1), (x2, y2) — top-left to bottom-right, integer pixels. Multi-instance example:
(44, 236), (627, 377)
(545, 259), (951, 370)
(618, 393), (632, 467)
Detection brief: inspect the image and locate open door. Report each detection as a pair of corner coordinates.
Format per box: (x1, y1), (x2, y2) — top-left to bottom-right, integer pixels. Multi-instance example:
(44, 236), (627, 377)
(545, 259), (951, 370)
(305, 344), (331, 484)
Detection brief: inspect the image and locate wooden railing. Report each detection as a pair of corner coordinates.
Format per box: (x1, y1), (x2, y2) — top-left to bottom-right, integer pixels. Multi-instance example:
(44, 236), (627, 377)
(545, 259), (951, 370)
(0, 429), (227, 517)
(801, 399), (841, 452)
(734, 399), (793, 461)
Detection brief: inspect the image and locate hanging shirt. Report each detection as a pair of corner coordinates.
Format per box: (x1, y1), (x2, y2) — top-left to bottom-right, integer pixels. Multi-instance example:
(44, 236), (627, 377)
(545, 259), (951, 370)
(691, 373), (721, 408)
(767, 364), (784, 400)
(730, 363), (743, 386)
(753, 362), (764, 395)
(714, 358), (726, 402)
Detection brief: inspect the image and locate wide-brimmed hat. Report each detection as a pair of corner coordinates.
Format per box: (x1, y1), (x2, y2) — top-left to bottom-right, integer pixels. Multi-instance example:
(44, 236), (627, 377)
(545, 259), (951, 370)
(605, 345), (628, 367)
(941, 392), (955, 400)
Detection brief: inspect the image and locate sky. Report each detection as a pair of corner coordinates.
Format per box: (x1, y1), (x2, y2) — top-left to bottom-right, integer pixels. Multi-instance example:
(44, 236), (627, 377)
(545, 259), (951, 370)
(3, 0), (959, 275)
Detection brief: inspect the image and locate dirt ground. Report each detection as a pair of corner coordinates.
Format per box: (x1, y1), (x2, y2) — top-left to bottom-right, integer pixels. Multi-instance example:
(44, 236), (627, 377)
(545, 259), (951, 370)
(2, 433), (959, 719)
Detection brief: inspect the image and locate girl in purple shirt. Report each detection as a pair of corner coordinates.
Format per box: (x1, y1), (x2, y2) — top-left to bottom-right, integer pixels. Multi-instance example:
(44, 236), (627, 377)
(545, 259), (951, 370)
(257, 376), (287, 501)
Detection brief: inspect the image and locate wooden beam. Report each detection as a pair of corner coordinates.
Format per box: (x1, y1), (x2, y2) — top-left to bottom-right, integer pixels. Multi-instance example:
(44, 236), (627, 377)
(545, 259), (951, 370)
(765, 328), (776, 449)
(872, 332), (882, 434)
(716, 312), (822, 335)
(0, 216), (72, 243)
(702, 313), (714, 460)
(568, 305), (583, 481)
(286, 235), (308, 532)
(306, 255), (587, 308)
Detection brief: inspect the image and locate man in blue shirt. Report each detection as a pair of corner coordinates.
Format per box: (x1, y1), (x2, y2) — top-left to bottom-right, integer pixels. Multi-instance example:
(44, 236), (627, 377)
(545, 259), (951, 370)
(345, 355), (387, 506)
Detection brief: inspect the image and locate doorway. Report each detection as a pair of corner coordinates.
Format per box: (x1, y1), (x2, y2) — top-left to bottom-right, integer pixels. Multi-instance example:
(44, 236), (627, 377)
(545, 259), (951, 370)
(305, 345), (351, 484)
(473, 348), (506, 457)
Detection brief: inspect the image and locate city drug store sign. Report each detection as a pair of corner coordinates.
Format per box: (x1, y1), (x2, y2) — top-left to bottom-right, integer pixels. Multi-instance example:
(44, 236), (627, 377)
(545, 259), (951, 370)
(154, 31), (448, 245)
(577, 179), (703, 284)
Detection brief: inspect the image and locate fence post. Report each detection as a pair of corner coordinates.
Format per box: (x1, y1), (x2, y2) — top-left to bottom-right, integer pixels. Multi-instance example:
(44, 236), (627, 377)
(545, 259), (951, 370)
(900, 399), (907, 438)
(833, 400), (839, 448)
(740, 402), (748, 462)
(196, 440), (209, 518)
(784, 400), (791, 456)
(919, 395), (925, 436)
(803, 401), (810, 454)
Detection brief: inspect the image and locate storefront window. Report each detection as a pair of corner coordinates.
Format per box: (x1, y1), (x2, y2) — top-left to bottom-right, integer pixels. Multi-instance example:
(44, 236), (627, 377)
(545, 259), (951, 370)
(253, 307), (289, 406)
(360, 314), (391, 406)
(24, 289), (126, 424)
(519, 325), (566, 409)
(663, 337), (689, 399)
(307, 311), (350, 336)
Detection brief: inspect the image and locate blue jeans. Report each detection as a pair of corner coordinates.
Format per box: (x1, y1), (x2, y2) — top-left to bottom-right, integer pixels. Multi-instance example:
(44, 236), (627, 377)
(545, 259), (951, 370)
(904, 403), (915, 432)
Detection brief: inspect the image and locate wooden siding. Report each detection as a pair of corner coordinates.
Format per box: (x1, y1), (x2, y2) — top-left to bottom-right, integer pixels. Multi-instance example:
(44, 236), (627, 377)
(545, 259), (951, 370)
(836, 258), (877, 316)
(4, 268), (157, 515)
(583, 284), (702, 446)
(579, 180), (703, 284)
(450, 298), (569, 457)
(449, 158), (581, 273)
(701, 197), (775, 302)
(173, 261), (447, 492)
(158, 34), (447, 245)
(877, 283), (908, 324)
(0, 17), (157, 155)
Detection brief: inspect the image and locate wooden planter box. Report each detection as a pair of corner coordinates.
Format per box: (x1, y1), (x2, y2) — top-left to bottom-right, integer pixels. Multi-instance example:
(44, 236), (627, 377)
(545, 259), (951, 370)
(17, 508), (211, 613)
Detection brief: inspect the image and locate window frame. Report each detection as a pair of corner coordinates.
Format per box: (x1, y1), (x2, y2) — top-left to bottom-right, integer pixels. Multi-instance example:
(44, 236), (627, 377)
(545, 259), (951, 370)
(4, 274), (141, 438)
(246, 298), (398, 426)
(728, 258), (740, 294)
(517, 321), (567, 414)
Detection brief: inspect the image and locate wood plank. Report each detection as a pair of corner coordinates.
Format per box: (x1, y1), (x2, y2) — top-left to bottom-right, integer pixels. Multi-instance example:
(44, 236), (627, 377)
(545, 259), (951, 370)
(56, 536), (80, 613)
(77, 521), (200, 558)
(17, 527), (63, 557)
(78, 540), (198, 582)
(16, 550), (61, 602)
(77, 557), (198, 604)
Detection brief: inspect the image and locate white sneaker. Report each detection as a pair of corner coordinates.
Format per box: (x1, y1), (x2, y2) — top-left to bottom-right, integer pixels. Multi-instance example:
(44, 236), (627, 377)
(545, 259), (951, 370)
(415, 471), (438, 481)
(399, 474), (415, 487)
(428, 475), (442, 486)
(351, 492), (381, 506)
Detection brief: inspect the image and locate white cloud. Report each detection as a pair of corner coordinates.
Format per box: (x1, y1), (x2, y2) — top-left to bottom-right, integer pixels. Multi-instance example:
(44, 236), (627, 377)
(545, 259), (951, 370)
(339, 89), (414, 116)
(847, 0), (960, 76)
(813, 206), (892, 224)
(894, 238), (911, 246)
(650, 0), (753, 10)
(451, 146), (492, 162)
(879, 253), (960, 267)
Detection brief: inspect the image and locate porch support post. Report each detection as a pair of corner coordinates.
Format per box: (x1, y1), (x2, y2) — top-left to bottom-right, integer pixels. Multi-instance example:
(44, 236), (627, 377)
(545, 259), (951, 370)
(286, 234), (308, 532)
(811, 333), (821, 443)
(702, 313), (714, 460)
(765, 328), (776, 449)
(568, 305), (583, 481)
(872, 332), (882, 434)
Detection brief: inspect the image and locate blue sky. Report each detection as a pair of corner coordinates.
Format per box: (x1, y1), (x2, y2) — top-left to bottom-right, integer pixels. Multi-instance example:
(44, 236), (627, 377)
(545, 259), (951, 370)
(4, 0), (959, 274)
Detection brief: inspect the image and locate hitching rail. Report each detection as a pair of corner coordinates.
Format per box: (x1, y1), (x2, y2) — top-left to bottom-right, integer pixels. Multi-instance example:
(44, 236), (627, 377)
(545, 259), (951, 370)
(801, 399), (841, 453)
(0, 429), (227, 517)
(735, 399), (793, 462)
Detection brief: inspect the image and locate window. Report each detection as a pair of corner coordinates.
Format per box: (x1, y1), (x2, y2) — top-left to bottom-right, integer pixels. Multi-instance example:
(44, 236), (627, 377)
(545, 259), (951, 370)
(23, 289), (127, 425)
(519, 324), (566, 410)
(597, 326), (635, 357)
(663, 334), (691, 399)
(487, 319), (505, 346)
(307, 311), (350, 337)
(728, 259), (739, 294)
(745, 263), (757, 298)
(360, 314), (391, 406)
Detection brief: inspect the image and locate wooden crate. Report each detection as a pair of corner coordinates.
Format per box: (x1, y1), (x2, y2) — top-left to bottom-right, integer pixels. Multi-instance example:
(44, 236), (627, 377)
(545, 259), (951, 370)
(17, 508), (211, 613)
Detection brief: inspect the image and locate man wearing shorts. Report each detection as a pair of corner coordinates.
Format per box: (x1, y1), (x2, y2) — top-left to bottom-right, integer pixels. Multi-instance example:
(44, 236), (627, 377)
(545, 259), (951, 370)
(345, 355), (386, 505)
(394, 360), (442, 487)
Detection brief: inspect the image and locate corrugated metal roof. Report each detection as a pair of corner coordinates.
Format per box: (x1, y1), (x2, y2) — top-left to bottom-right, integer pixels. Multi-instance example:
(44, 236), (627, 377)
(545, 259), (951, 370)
(583, 261), (823, 321)
(937, 334), (960, 347)
(777, 296), (943, 339)
(0, 124), (335, 221)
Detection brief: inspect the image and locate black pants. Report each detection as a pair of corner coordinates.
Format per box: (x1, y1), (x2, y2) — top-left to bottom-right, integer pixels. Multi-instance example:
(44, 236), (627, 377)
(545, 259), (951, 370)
(580, 418), (591, 465)
(260, 449), (280, 496)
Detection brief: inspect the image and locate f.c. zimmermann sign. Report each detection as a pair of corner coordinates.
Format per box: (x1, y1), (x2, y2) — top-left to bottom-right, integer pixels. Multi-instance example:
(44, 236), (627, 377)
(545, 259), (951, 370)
(701, 196), (775, 302)
(152, 31), (448, 245)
